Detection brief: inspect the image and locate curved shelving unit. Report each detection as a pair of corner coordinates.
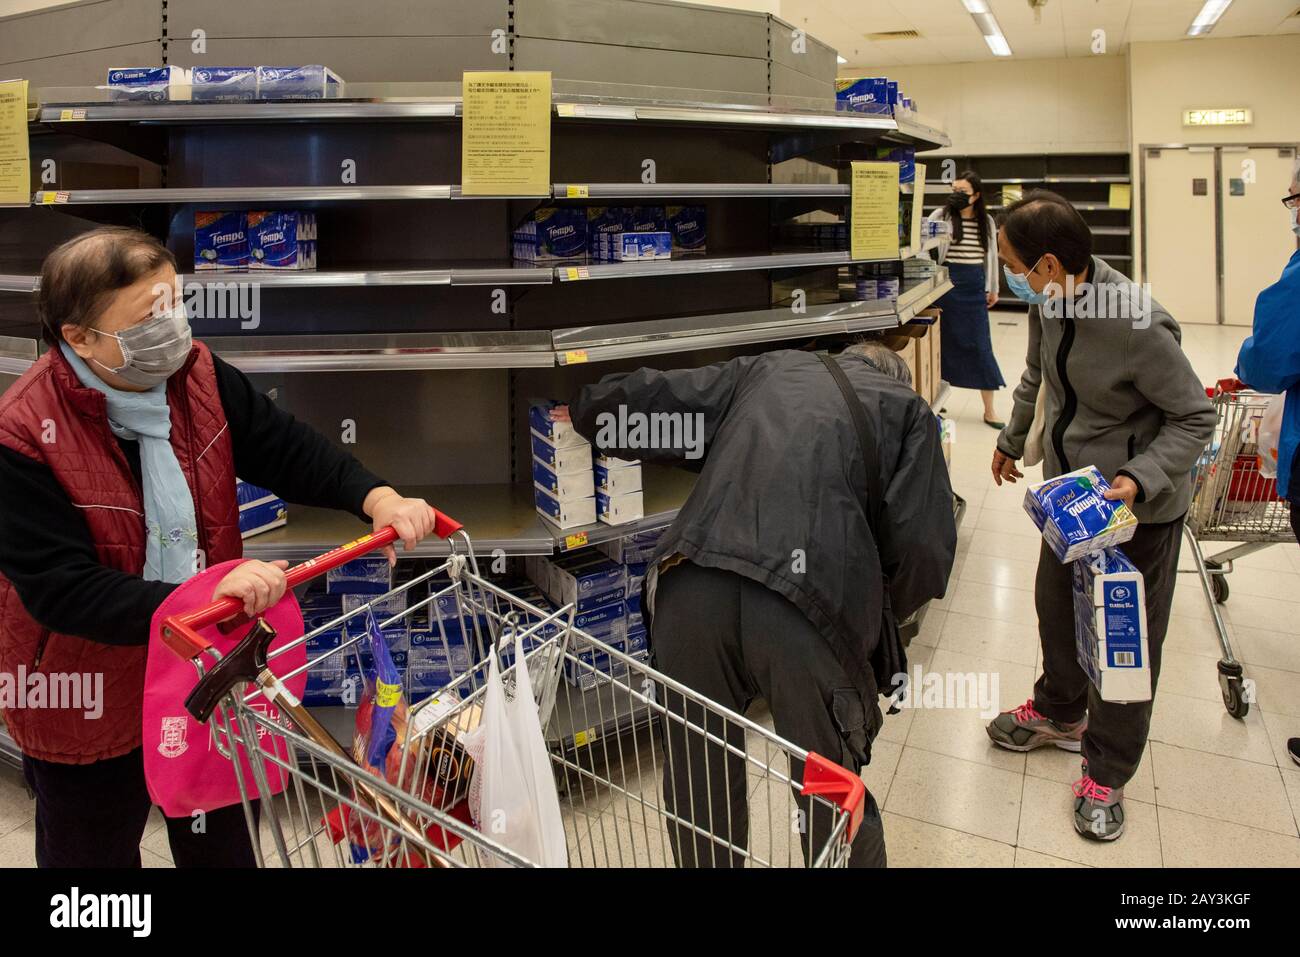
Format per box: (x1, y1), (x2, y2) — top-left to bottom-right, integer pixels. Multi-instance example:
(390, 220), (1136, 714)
(553, 182), (850, 199)
(0, 271), (951, 375)
(32, 94), (948, 149)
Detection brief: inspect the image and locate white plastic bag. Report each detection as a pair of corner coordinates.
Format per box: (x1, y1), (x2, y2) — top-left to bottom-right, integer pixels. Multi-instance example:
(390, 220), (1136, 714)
(1257, 393), (1284, 479)
(463, 634), (567, 867)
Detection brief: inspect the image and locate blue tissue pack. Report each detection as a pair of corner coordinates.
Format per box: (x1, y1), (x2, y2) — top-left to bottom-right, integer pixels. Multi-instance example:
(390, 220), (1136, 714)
(835, 77), (890, 113)
(255, 65), (343, 100)
(600, 231), (671, 262)
(191, 67), (257, 102)
(106, 66), (184, 101)
(666, 205), (707, 252)
(248, 211), (307, 269)
(514, 207), (588, 262)
(1071, 548), (1151, 702)
(194, 211), (249, 270)
(1024, 465), (1138, 563)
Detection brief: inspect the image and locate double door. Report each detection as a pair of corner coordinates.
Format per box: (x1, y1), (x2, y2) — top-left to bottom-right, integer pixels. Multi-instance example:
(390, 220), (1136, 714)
(1142, 144), (1297, 326)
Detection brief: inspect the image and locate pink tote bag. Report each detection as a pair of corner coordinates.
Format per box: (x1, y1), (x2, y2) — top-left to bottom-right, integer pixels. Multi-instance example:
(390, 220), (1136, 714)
(144, 559), (307, 817)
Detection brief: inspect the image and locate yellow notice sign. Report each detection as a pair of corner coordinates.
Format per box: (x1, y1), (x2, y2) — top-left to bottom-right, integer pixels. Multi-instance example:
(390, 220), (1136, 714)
(850, 160), (900, 261)
(0, 80), (31, 207)
(461, 71), (551, 197)
(1108, 184), (1131, 210)
(910, 162), (928, 251)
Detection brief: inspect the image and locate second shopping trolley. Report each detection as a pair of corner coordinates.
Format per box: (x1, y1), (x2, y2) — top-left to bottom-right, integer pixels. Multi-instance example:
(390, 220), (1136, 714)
(1183, 379), (1292, 718)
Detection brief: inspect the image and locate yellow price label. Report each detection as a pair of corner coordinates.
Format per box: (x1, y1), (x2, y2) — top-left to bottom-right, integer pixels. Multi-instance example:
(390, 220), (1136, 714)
(562, 267), (590, 282)
(563, 349), (589, 365)
(566, 184), (589, 198)
(564, 531), (589, 550)
(375, 681), (402, 708)
(557, 103), (577, 118)
(39, 191), (68, 205)
(59, 109), (74, 122)
(573, 727), (598, 747)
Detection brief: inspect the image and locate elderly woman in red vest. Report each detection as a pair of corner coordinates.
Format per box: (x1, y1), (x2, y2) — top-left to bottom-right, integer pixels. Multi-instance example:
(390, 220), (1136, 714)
(0, 227), (440, 867)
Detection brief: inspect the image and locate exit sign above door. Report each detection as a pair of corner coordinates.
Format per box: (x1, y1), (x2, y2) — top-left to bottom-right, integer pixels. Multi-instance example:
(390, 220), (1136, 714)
(1183, 108), (1253, 127)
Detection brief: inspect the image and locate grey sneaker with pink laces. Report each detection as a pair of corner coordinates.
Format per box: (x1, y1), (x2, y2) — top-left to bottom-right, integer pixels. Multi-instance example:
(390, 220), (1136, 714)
(1073, 771), (1125, 841)
(985, 699), (1086, 752)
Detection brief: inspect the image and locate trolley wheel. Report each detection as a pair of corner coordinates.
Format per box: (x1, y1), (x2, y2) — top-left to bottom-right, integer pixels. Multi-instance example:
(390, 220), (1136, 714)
(1217, 660), (1249, 719)
(1206, 561), (1229, 604)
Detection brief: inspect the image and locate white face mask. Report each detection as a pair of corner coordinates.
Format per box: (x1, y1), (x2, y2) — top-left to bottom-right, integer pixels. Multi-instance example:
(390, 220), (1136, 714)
(92, 306), (192, 388)
(1291, 204), (1300, 238)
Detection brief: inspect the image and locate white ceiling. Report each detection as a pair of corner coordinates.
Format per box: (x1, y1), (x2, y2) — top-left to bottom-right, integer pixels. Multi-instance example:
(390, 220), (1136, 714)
(696, 0), (1300, 66)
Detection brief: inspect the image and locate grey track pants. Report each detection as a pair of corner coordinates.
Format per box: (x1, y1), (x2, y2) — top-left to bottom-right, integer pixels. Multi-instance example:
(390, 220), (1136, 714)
(1032, 516), (1184, 788)
(651, 560), (886, 868)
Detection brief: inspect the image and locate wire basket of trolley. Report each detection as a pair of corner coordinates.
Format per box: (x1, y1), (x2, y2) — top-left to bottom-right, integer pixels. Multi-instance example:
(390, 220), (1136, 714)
(1182, 378), (1291, 718)
(157, 519), (867, 868)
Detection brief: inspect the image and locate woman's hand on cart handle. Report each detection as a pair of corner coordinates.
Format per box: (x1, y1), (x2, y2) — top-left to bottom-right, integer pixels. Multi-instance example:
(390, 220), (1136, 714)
(991, 449), (1023, 487)
(364, 487), (444, 564)
(212, 560), (290, 617)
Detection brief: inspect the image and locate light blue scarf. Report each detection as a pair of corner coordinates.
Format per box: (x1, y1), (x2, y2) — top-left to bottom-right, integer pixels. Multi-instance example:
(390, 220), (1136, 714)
(59, 342), (198, 584)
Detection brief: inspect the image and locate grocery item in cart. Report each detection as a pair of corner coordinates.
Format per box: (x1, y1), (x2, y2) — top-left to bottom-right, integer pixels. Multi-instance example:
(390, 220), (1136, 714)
(346, 610), (410, 859)
(1024, 465), (1138, 563)
(1070, 548), (1150, 703)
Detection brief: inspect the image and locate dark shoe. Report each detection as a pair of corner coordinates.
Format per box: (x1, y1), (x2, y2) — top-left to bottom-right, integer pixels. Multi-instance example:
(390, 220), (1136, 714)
(1288, 737), (1300, 767)
(984, 417), (1006, 430)
(986, 699), (1086, 752)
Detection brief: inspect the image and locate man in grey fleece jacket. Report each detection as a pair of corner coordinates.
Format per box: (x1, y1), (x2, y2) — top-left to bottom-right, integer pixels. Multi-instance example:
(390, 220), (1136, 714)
(984, 192), (1215, 842)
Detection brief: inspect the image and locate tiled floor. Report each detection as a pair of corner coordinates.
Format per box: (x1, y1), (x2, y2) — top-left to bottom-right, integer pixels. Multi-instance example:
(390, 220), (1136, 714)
(0, 311), (1296, 868)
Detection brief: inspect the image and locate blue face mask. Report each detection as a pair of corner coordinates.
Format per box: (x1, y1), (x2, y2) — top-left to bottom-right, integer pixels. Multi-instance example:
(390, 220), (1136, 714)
(1004, 255), (1048, 305)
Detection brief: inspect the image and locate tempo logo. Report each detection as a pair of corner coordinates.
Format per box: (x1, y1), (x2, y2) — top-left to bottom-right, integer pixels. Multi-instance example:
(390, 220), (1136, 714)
(49, 887), (151, 937)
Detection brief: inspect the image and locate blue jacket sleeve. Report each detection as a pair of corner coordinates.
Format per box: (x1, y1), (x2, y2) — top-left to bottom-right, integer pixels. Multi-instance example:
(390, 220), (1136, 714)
(1236, 251), (1300, 394)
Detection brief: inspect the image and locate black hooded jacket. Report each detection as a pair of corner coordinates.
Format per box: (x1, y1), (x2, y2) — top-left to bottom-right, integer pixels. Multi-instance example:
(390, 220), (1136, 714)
(570, 349), (957, 697)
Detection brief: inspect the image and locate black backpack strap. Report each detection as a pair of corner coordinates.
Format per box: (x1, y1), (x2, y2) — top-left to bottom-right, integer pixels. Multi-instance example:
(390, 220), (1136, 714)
(818, 352), (907, 712)
(818, 353), (882, 532)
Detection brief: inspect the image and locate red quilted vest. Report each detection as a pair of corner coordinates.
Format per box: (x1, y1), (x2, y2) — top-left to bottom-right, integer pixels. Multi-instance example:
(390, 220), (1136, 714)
(0, 342), (242, 764)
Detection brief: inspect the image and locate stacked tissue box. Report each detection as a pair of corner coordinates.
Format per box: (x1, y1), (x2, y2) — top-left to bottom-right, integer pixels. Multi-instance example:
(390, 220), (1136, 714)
(1023, 466), (1138, 564)
(1025, 466), (1148, 704)
(1071, 548), (1151, 703)
(530, 401), (595, 529)
(594, 453), (644, 526)
(525, 551), (648, 688)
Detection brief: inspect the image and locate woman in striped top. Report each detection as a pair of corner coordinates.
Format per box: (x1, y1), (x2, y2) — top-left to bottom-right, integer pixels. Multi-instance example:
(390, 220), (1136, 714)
(926, 170), (1006, 428)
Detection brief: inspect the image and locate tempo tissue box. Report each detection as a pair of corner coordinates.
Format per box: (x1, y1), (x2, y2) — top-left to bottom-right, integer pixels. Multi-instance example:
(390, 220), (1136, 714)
(1071, 548), (1151, 703)
(1024, 465), (1138, 563)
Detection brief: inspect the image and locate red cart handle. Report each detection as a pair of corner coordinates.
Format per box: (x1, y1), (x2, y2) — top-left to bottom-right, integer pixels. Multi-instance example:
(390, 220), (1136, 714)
(801, 751), (867, 843)
(160, 510), (463, 662)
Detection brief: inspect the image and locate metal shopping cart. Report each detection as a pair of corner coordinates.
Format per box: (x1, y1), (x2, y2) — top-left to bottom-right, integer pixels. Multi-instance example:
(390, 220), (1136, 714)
(159, 523), (867, 868)
(1183, 380), (1291, 718)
